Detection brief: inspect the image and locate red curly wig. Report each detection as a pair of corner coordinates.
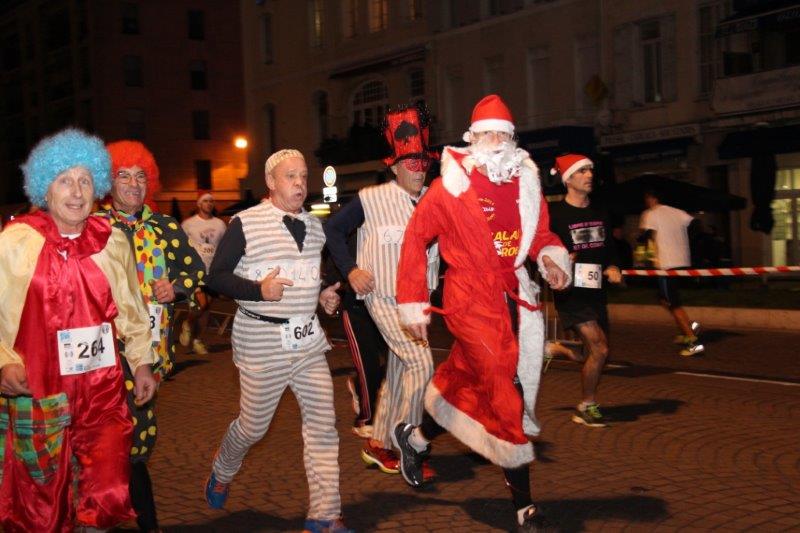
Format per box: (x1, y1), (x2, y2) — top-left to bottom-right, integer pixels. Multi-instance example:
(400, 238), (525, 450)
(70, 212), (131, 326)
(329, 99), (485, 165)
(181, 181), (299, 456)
(106, 140), (161, 210)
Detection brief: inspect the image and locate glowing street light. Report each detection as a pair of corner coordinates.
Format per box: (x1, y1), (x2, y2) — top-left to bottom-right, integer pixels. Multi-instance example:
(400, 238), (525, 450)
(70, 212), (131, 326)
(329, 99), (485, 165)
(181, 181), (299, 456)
(234, 136), (248, 149)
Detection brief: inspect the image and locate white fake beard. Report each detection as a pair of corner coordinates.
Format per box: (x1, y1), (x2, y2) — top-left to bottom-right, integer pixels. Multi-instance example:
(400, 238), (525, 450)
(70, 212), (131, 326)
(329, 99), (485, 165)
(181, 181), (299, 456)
(469, 140), (526, 184)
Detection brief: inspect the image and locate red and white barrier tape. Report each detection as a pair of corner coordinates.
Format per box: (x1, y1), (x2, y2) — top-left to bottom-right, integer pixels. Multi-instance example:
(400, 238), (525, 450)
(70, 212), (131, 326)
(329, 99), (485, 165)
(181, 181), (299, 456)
(621, 265), (800, 277)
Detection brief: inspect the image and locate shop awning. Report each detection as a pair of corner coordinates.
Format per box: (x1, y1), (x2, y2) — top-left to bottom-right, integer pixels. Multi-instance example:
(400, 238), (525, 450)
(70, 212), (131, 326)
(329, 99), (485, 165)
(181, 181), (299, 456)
(717, 125), (800, 159)
(599, 174), (747, 215)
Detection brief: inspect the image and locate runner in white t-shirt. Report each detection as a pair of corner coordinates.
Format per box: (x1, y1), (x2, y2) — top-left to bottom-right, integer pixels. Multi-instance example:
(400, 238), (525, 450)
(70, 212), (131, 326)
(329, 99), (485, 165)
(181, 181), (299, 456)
(639, 190), (704, 357)
(180, 192), (227, 353)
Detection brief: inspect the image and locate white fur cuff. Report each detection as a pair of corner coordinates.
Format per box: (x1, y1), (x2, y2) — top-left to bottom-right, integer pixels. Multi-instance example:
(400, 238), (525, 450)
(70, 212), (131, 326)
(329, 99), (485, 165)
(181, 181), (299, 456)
(537, 245), (572, 288)
(397, 302), (431, 326)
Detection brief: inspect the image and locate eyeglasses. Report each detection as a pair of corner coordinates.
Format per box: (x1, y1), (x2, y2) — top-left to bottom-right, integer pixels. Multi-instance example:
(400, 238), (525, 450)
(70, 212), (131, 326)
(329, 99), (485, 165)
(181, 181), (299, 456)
(116, 170), (147, 184)
(473, 130), (513, 142)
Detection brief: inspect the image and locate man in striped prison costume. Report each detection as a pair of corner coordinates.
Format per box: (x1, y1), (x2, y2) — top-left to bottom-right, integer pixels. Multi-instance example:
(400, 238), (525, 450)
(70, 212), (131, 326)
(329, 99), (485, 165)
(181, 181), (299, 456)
(324, 105), (439, 478)
(203, 149), (351, 533)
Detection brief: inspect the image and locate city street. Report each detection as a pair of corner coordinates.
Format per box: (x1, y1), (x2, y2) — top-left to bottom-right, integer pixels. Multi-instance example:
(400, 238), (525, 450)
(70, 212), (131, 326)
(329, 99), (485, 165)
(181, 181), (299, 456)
(129, 313), (800, 532)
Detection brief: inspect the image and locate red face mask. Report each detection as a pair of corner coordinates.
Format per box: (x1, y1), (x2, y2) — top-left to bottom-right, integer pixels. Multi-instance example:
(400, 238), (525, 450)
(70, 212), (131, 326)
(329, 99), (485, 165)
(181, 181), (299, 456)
(400, 158), (430, 173)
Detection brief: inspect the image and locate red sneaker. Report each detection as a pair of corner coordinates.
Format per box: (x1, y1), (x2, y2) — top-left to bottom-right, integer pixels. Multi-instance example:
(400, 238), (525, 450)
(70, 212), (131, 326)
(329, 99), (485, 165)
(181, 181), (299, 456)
(422, 460), (436, 482)
(360, 443), (399, 474)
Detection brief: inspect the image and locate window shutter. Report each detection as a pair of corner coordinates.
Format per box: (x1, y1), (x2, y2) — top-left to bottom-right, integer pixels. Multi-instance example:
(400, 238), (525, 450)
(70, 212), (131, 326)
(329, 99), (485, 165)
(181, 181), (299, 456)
(661, 14), (678, 102)
(613, 24), (635, 109)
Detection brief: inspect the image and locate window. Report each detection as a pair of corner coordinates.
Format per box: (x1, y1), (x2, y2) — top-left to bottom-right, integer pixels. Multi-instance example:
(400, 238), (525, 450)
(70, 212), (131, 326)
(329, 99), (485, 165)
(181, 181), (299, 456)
(187, 10), (205, 40)
(195, 160), (212, 190)
(526, 47), (550, 124)
(126, 108), (145, 140)
(2, 32), (21, 71)
(483, 55), (504, 94)
(485, 0), (502, 16)
(408, 0), (423, 20)
(309, 0), (323, 47)
(192, 110), (210, 140)
(190, 60), (207, 90)
(351, 80), (388, 126)
(45, 9), (71, 51)
(342, 0), (358, 39)
(368, 0), (388, 32)
(698, 3), (727, 96)
(409, 68), (425, 98)
(121, 2), (139, 34)
(772, 169), (800, 266)
(262, 13), (273, 63)
(123, 55), (143, 87)
(313, 91), (329, 142)
(443, 66), (464, 134)
(640, 20), (662, 103)
(263, 103), (276, 155)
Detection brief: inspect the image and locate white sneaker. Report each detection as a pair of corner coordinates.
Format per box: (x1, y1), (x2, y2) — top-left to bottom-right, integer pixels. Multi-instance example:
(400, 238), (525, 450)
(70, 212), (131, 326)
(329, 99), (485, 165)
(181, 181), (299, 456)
(192, 338), (208, 355)
(346, 377), (360, 416)
(179, 321), (191, 347)
(680, 343), (705, 357)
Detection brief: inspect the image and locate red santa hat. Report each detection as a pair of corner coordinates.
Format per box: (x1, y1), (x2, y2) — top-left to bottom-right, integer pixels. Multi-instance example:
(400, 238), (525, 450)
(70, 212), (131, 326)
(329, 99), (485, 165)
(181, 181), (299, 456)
(551, 153), (593, 184)
(468, 94), (515, 136)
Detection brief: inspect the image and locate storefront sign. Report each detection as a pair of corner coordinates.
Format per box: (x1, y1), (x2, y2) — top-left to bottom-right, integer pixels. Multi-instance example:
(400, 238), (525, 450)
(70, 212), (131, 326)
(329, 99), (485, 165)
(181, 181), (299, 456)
(600, 124), (700, 148)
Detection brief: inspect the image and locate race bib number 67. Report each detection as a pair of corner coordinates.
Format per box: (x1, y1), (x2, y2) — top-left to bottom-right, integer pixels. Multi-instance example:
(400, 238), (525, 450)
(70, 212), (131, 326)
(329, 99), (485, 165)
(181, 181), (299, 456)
(57, 322), (116, 376)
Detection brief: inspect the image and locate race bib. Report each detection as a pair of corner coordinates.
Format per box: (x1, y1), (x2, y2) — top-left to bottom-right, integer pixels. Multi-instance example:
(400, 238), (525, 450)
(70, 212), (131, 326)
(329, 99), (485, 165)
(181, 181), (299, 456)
(574, 263), (602, 289)
(148, 303), (163, 343)
(377, 225), (405, 246)
(250, 259), (320, 288)
(57, 323), (116, 376)
(281, 315), (322, 351)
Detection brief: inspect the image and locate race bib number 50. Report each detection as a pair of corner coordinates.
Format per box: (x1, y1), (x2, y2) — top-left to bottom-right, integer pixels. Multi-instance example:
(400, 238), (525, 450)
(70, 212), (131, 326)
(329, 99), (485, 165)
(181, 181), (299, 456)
(574, 263), (602, 289)
(57, 323), (116, 376)
(281, 315), (321, 351)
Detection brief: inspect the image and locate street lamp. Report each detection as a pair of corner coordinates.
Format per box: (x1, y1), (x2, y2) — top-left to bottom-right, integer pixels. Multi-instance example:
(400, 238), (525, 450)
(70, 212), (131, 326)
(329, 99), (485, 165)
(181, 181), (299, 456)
(234, 136), (248, 149)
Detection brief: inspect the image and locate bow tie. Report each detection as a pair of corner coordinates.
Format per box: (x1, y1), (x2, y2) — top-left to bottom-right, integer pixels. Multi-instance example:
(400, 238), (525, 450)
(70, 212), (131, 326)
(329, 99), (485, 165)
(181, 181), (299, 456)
(283, 215), (306, 252)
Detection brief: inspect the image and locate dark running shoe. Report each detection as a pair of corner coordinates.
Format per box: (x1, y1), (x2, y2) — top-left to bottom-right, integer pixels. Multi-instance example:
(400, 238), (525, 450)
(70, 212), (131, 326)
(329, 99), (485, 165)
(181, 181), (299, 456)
(302, 517), (354, 533)
(518, 504), (555, 532)
(391, 423), (428, 487)
(571, 403), (608, 428)
(204, 472), (229, 509)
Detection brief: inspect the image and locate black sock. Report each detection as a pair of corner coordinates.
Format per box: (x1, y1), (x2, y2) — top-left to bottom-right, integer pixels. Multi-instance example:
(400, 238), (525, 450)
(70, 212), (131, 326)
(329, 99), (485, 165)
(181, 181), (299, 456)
(418, 411), (446, 441)
(130, 461), (159, 532)
(502, 465), (533, 510)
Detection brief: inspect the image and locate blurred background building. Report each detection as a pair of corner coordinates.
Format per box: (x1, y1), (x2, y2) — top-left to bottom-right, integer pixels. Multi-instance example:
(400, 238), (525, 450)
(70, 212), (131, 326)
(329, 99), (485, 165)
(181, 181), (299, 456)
(0, 0), (246, 216)
(2, 0), (799, 267)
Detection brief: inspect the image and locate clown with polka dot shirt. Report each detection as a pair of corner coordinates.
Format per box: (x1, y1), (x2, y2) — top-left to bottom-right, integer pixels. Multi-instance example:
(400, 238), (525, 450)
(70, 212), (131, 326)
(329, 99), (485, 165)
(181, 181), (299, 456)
(96, 140), (204, 533)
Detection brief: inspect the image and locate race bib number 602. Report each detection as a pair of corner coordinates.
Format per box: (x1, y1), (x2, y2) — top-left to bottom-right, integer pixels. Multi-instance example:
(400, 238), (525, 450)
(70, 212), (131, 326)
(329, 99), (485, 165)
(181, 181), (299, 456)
(57, 322), (116, 376)
(281, 315), (321, 351)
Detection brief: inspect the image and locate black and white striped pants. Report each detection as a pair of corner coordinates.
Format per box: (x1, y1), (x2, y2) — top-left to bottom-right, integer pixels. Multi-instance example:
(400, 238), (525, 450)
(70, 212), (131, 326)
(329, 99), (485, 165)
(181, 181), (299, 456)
(212, 352), (341, 520)
(366, 295), (434, 448)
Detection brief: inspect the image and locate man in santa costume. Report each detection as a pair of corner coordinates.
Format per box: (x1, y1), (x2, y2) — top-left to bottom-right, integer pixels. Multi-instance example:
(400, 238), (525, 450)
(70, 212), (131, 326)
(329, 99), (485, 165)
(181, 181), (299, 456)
(392, 95), (571, 531)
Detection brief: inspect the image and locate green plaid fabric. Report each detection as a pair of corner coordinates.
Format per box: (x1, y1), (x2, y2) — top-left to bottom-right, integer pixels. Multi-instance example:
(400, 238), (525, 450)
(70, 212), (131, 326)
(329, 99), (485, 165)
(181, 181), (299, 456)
(5, 393), (71, 485)
(0, 398), (8, 483)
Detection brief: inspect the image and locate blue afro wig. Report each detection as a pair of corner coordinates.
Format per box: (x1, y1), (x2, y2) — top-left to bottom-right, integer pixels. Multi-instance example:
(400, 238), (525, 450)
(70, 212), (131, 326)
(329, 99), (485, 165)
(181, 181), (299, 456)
(21, 128), (111, 207)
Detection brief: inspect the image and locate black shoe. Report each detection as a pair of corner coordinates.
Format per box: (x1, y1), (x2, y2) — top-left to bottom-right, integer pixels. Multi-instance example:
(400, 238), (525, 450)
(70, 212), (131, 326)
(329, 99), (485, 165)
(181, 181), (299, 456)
(518, 504), (554, 532)
(391, 423), (428, 487)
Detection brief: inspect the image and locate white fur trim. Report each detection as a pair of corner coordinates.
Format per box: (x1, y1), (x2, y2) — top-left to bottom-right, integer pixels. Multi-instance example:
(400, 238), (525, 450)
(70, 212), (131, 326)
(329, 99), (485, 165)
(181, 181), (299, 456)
(536, 245), (573, 288)
(515, 267), (544, 436)
(514, 157), (540, 268)
(425, 384), (535, 467)
(470, 118), (514, 134)
(441, 147), (472, 197)
(397, 302), (430, 326)
(561, 158), (592, 184)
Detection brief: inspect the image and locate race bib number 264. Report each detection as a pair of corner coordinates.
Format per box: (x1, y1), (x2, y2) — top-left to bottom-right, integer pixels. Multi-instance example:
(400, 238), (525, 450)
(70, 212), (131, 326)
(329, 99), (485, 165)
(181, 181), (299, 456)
(57, 323), (116, 376)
